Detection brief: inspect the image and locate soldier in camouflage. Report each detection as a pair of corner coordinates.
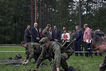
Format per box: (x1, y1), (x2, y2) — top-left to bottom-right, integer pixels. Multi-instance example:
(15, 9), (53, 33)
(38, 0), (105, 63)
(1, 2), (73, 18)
(21, 42), (41, 64)
(92, 35), (106, 71)
(36, 37), (61, 71)
(42, 24), (51, 37)
(99, 56), (106, 71)
(35, 37), (74, 71)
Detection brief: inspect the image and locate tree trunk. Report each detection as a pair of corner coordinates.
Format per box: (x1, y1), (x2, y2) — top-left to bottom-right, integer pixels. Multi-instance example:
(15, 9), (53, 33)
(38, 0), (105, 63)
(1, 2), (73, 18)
(35, 0), (37, 23)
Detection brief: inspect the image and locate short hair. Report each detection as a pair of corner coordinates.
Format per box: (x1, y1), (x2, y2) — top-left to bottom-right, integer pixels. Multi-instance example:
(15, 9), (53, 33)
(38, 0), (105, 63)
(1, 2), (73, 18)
(76, 25), (80, 28)
(84, 24), (88, 27)
(34, 22), (38, 25)
(92, 35), (104, 49)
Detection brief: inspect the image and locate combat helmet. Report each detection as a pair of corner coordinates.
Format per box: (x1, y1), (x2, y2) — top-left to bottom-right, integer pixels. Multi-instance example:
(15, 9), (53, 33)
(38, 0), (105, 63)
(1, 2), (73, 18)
(39, 37), (49, 44)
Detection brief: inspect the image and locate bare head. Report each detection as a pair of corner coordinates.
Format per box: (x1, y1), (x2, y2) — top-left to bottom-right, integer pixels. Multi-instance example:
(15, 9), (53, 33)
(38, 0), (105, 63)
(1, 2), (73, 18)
(54, 26), (57, 30)
(75, 25), (80, 31)
(63, 27), (66, 30)
(84, 24), (88, 29)
(27, 25), (31, 29)
(97, 28), (101, 32)
(63, 29), (67, 33)
(34, 23), (38, 28)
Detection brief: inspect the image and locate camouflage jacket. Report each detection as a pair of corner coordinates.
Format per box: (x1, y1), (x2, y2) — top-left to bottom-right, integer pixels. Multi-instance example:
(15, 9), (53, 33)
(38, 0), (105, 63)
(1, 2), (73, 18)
(26, 42), (41, 60)
(42, 28), (50, 37)
(36, 41), (61, 68)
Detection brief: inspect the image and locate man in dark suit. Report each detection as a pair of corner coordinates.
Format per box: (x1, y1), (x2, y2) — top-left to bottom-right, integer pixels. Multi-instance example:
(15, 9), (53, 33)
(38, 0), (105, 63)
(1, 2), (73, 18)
(73, 25), (83, 56)
(52, 26), (61, 42)
(31, 23), (40, 42)
(24, 24), (31, 42)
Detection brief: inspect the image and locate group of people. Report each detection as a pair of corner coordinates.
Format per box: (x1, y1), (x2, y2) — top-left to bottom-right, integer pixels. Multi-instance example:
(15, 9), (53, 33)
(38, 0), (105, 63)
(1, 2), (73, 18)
(24, 23), (104, 57)
(73, 24), (104, 57)
(22, 23), (74, 71)
(22, 22), (106, 71)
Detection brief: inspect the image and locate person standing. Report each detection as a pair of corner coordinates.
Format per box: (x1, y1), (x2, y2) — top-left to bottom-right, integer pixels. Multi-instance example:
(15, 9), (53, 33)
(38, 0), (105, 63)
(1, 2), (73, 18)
(31, 23), (40, 42)
(42, 24), (51, 37)
(83, 24), (92, 57)
(61, 29), (70, 46)
(52, 26), (61, 42)
(73, 25), (83, 56)
(24, 24), (31, 42)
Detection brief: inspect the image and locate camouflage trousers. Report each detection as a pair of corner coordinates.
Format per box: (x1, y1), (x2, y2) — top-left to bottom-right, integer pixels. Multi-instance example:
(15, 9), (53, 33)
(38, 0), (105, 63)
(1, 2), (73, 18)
(51, 53), (68, 71)
(99, 56), (106, 71)
(25, 46), (41, 62)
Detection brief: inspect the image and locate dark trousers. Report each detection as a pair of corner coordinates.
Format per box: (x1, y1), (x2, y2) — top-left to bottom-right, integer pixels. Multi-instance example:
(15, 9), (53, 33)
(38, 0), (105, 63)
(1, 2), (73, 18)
(61, 57), (68, 71)
(84, 42), (92, 57)
(95, 52), (102, 56)
(74, 42), (83, 56)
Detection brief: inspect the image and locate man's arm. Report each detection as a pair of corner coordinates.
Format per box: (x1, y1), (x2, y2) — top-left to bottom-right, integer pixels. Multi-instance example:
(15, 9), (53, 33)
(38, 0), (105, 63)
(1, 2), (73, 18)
(53, 44), (61, 71)
(42, 28), (47, 37)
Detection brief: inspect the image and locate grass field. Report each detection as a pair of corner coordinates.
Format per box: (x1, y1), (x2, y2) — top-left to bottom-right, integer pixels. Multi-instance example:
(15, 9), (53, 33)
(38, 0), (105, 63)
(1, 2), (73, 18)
(0, 46), (106, 71)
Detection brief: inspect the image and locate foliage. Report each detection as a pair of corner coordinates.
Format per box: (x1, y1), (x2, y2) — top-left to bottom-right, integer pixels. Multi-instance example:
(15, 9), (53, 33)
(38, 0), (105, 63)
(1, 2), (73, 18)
(0, 0), (106, 43)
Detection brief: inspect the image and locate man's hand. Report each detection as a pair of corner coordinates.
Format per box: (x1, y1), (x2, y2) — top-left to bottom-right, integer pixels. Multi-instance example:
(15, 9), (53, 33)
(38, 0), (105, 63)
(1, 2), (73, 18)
(22, 60), (29, 65)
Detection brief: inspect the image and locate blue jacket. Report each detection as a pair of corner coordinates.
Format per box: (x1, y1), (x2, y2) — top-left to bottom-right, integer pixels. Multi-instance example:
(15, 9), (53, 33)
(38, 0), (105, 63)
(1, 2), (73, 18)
(73, 29), (83, 43)
(52, 30), (61, 41)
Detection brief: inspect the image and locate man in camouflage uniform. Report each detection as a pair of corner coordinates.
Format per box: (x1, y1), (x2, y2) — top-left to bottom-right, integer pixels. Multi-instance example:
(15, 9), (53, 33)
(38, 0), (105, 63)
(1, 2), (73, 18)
(99, 56), (106, 71)
(42, 24), (51, 37)
(92, 35), (106, 71)
(35, 37), (74, 71)
(36, 37), (61, 71)
(21, 42), (41, 64)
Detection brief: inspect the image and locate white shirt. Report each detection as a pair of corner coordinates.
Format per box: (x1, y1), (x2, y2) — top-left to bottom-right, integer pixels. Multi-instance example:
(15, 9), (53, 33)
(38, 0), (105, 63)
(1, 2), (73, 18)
(61, 33), (70, 42)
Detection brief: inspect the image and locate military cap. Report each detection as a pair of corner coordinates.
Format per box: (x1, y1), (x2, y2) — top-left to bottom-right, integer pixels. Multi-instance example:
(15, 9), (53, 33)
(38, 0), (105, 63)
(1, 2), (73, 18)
(39, 37), (49, 44)
(47, 24), (51, 27)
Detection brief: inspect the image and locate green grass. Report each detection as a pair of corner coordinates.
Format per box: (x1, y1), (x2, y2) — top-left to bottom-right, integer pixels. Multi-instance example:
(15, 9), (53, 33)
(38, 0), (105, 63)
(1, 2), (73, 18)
(0, 46), (105, 71)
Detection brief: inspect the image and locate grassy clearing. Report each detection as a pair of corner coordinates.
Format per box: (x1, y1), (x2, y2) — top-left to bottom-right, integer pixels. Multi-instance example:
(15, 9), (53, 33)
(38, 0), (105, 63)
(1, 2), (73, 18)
(0, 46), (105, 71)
